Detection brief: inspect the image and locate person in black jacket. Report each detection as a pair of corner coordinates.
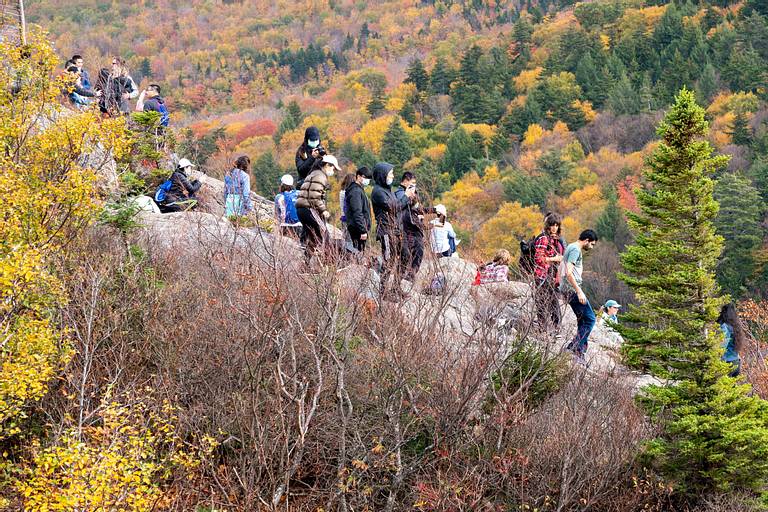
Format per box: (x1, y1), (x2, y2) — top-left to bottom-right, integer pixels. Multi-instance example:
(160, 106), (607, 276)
(344, 166), (373, 252)
(395, 172), (436, 281)
(159, 158), (202, 213)
(295, 126), (323, 181)
(371, 162), (415, 297)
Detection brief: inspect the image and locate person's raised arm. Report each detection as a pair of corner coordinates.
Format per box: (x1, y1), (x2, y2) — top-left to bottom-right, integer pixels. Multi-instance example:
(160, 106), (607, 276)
(135, 89), (146, 111)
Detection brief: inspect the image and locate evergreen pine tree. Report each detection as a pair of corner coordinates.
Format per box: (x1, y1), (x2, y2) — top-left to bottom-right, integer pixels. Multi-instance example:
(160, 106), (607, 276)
(399, 100), (416, 125)
(606, 73), (641, 115)
(381, 117), (413, 168)
(727, 111), (752, 146)
(713, 172), (763, 298)
(404, 57), (429, 92)
(428, 57), (455, 95)
(443, 126), (477, 182)
(367, 88), (386, 118)
(618, 88), (768, 500)
(695, 63), (718, 104)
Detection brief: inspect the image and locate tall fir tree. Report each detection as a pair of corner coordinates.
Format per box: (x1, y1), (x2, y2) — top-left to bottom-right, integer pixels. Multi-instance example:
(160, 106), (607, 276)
(618, 88), (768, 500)
(404, 57), (429, 92)
(428, 57), (455, 96)
(381, 117), (413, 168)
(443, 126), (479, 182)
(727, 111), (752, 146)
(713, 172), (763, 298)
(619, 88), (728, 377)
(367, 88), (386, 118)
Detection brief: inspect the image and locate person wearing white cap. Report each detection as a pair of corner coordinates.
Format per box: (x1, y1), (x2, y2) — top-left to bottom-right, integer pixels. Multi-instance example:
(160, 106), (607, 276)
(156, 157), (201, 213)
(295, 155), (342, 266)
(224, 155), (253, 217)
(274, 174), (302, 237)
(429, 204), (457, 258)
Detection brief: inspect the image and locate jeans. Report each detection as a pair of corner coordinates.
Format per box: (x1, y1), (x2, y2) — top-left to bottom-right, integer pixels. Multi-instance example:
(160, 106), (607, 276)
(566, 293), (596, 356)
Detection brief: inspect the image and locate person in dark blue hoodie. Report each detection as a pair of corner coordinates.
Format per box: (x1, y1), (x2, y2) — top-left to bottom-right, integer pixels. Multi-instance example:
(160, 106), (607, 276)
(371, 162), (415, 298)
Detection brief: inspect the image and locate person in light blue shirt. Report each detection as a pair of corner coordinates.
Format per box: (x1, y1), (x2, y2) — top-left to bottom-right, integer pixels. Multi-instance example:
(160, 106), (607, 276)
(224, 155), (253, 217)
(717, 303), (741, 377)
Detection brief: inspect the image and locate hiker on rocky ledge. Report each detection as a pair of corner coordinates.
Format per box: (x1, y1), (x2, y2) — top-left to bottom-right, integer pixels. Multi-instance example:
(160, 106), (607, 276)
(561, 229), (599, 365)
(371, 162), (415, 298)
(533, 212), (566, 333)
(296, 155), (342, 267)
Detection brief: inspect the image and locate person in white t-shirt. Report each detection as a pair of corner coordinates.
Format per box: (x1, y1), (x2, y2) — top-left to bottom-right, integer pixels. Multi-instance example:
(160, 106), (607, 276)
(429, 204), (457, 258)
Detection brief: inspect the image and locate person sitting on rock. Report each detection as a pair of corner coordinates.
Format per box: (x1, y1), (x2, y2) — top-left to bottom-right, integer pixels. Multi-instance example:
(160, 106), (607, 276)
(596, 300), (621, 327)
(296, 155), (342, 267)
(158, 158), (201, 213)
(474, 249), (512, 285)
(275, 174), (302, 237)
(223, 155), (253, 217)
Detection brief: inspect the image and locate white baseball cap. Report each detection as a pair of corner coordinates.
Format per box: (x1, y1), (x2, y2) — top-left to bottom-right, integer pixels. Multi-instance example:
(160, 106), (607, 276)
(280, 174), (294, 186)
(435, 204), (447, 216)
(177, 158), (195, 169)
(321, 155), (342, 171)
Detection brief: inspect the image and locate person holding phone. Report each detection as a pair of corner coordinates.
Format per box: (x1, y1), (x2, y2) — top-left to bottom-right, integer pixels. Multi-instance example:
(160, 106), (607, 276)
(395, 172), (435, 281)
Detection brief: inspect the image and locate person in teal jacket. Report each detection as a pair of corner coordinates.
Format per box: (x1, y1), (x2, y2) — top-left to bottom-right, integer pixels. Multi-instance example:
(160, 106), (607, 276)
(717, 303), (742, 377)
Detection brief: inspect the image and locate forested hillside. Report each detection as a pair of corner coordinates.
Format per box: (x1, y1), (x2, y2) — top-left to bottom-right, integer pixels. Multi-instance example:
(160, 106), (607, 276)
(31, 0), (768, 301)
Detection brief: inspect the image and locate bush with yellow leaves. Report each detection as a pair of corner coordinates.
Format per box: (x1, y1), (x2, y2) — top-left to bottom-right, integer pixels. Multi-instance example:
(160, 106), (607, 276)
(19, 396), (215, 511)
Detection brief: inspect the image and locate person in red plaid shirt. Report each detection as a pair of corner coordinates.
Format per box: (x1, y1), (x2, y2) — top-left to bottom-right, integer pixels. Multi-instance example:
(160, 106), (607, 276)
(533, 213), (566, 332)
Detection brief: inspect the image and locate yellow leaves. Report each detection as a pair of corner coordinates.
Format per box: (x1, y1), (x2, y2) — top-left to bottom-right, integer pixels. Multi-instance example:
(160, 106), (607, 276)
(474, 202), (542, 260)
(20, 397), (203, 511)
(514, 67), (543, 94)
(707, 91), (759, 116)
(353, 115), (399, 154)
(600, 34), (611, 50)
(461, 123), (496, 142)
(386, 82), (417, 112)
(422, 144), (447, 161)
(572, 99), (596, 123)
(523, 124), (545, 147)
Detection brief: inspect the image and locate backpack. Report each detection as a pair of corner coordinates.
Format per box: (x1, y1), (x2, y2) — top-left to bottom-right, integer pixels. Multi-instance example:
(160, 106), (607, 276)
(156, 101), (170, 127)
(154, 178), (173, 203)
(282, 190), (299, 224)
(424, 274), (446, 295)
(519, 234), (545, 273)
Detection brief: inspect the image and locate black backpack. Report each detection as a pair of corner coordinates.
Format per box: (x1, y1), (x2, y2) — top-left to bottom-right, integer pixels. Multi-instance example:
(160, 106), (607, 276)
(519, 234), (545, 273)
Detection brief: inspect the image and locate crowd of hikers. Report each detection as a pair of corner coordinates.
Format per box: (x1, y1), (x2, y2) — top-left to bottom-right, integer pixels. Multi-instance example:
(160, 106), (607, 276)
(56, 56), (743, 370)
(62, 54), (169, 126)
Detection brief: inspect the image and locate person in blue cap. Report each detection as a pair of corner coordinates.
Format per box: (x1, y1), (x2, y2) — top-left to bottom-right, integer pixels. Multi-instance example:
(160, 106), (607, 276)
(597, 300), (621, 327)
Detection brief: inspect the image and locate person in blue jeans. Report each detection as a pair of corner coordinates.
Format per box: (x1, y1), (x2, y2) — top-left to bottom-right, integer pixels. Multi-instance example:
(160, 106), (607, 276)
(560, 229), (599, 364)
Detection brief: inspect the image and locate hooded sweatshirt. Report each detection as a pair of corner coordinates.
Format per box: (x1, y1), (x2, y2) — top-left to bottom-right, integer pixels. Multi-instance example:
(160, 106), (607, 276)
(371, 162), (408, 239)
(344, 180), (371, 237)
(295, 126), (321, 180)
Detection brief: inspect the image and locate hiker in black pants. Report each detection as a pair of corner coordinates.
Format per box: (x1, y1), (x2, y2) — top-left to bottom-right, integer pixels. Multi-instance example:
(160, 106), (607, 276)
(395, 171), (435, 282)
(344, 166), (373, 252)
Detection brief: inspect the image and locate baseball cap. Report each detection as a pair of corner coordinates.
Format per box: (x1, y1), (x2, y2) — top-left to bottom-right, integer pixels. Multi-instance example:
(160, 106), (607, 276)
(321, 155), (341, 171)
(177, 158), (195, 169)
(435, 204), (447, 216)
(605, 300), (621, 308)
(280, 174), (294, 186)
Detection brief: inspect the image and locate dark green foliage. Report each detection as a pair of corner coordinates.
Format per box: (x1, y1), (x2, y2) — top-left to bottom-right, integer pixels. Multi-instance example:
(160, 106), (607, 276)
(606, 73), (641, 115)
(428, 56), (455, 95)
(727, 111), (753, 146)
(366, 89), (386, 118)
(529, 72), (589, 129)
(381, 117), (413, 168)
(724, 44), (768, 93)
(502, 169), (554, 209)
(339, 140), (377, 171)
(399, 100), (416, 125)
(618, 88), (768, 502)
(251, 152), (285, 198)
(177, 127), (227, 171)
(443, 126), (481, 181)
(695, 63), (718, 105)
(596, 190), (623, 244)
(490, 343), (570, 409)
(451, 46), (506, 123)
(714, 173), (763, 299)
(501, 96), (542, 137)
(274, 100), (303, 145)
(536, 150), (573, 190)
(406, 158), (450, 201)
(404, 57), (429, 92)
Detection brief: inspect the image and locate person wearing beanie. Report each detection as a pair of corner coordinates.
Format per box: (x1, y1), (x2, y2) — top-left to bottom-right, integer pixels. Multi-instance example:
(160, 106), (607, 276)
(295, 126), (323, 181)
(274, 174), (302, 237)
(344, 166), (373, 252)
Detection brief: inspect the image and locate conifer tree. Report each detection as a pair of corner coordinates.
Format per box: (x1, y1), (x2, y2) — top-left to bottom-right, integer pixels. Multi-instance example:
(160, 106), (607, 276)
(404, 57), (429, 92)
(443, 126), (478, 182)
(428, 57), (454, 96)
(381, 117), (413, 168)
(366, 88), (386, 118)
(727, 111), (752, 146)
(713, 172), (762, 298)
(618, 89), (768, 499)
(619, 88), (728, 376)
